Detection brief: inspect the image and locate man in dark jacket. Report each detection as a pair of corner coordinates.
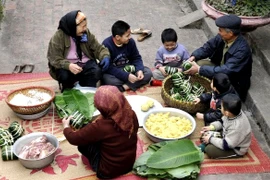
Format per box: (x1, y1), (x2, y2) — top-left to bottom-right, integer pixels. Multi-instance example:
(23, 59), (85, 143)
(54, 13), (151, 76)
(185, 14), (252, 101)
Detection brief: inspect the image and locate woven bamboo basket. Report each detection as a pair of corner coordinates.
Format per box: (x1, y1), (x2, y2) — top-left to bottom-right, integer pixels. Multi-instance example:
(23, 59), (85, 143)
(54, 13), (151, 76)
(5, 86), (55, 115)
(161, 74), (211, 114)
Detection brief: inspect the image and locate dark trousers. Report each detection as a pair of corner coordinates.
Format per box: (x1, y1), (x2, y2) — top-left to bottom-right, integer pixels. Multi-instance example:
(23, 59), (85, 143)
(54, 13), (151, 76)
(56, 60), (102, 90)
(78, 144), (110, 179)
(205, 144), (242, 159)
(102, 66), (152, 91)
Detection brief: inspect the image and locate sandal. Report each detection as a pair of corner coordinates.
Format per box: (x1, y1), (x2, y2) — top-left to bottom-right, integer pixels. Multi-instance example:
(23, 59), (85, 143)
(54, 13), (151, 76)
(137, 30), (152, 42)
(12, 64), (22, 73)
(131, 28), (144, 34)
(22, 64), (35, 73)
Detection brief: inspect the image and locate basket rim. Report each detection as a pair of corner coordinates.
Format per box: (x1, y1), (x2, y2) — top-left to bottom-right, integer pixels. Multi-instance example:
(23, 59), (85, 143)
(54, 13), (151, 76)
(5, 86), (55, 108)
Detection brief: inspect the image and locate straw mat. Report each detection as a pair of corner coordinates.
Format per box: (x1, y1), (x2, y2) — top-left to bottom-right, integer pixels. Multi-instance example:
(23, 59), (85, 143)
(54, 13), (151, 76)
(0, 73), (270, 180)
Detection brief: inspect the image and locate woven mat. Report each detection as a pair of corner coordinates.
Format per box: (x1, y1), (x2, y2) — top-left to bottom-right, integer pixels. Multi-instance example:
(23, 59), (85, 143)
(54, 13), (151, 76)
(0, 73), (270, 180)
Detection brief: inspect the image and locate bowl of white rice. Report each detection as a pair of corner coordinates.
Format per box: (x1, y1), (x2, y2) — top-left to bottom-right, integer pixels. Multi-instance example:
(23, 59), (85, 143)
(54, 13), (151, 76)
(5, 86), (55, 115)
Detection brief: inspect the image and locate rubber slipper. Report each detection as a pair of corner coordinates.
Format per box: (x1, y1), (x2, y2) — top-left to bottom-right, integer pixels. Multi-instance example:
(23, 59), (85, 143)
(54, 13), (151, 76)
(137, 30), (152, 42)
(22, 64), (35, 73)
(12, 64), (22, 73)
(131, 28), (144, 34)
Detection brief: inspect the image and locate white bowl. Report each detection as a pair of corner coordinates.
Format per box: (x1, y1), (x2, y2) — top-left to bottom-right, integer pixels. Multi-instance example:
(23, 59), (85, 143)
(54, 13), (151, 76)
(13, 132), (59, 169)
(142, 108), (196, 142)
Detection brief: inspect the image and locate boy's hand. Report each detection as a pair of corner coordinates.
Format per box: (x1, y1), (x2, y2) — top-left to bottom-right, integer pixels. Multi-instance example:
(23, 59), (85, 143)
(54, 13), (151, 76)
(196, 112), (204, 120)
(193, 97), (200, 104)
(201, 133), (211, 144)
(136, 70), (144, 80)
(158, 66), (167, 76)
(200, 126), (211, 134)
(62, 116), (72, 129)
(128, 74), (138, 83)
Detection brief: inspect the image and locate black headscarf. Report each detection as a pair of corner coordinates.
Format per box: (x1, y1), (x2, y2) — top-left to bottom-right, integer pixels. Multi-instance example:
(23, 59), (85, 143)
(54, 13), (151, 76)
(58, 10), (83, 60)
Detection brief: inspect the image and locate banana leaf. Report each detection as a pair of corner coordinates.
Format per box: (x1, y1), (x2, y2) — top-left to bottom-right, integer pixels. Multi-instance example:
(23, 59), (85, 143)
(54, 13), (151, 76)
(166, 163), (200, 179)
(54, 89), (96, 121)
(147, 139), (202, 169)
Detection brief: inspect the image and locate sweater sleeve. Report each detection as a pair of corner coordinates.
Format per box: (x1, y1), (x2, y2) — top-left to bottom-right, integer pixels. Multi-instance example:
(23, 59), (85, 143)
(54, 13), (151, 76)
(128, 39), (144, 72)
(63, 121), (105, 146)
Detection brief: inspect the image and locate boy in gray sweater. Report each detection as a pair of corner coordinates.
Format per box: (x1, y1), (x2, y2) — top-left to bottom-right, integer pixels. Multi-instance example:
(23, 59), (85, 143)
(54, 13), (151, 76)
(200, 93), (251, 159)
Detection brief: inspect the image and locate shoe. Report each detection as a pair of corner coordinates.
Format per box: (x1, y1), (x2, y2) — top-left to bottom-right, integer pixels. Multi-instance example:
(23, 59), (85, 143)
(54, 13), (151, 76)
(150, 79), (162, 86)
(131, 28), (144, 34)
(198, 143), (206, 152)
(137, 30), (152, 42)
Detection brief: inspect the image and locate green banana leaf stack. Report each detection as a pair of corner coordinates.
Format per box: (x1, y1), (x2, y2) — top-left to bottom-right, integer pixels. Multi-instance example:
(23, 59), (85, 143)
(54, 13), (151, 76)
(54, 89), (96, 129)
(133, 139), (204, 179)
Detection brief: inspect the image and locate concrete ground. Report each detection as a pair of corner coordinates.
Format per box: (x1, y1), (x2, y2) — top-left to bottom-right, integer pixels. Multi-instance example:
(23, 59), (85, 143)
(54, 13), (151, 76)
(1, 0), (270, 179)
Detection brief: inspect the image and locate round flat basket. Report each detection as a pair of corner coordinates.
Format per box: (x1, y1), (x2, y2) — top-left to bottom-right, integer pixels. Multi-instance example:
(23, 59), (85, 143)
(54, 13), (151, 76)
(5, 86), (55, 115)
(161, 74), (211, 114)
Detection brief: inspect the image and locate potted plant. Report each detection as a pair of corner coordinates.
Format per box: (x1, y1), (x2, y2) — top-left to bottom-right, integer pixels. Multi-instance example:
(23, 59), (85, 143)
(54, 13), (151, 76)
(202, 0), (270, 32)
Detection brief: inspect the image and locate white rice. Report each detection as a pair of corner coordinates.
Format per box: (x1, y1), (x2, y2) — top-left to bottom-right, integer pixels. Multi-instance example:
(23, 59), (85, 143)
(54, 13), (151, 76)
(9, 90), (52, 106)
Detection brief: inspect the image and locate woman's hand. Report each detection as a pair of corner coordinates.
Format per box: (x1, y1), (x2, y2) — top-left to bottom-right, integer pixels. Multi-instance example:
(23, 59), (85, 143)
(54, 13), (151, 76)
(69, 63), (83, 74)
(62, 116), (72, 129)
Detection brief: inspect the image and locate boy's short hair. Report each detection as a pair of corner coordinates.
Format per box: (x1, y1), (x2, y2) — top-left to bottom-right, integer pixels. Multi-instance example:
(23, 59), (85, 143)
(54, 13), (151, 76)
(222, 93), (241, 116)
(161, 28), (178, 44)
(213, 73), (231, 94)
(111, 20), (130, 37)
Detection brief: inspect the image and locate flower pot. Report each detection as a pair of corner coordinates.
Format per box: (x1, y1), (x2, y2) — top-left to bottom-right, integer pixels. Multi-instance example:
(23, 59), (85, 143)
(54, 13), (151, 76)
(201, 0), (270, 32)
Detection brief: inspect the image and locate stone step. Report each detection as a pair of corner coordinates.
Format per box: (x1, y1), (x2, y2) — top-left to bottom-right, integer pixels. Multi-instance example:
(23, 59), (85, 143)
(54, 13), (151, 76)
(245, 55), (270, 142)
(248, 25), (270, 76)
(175, 9), (206, 28)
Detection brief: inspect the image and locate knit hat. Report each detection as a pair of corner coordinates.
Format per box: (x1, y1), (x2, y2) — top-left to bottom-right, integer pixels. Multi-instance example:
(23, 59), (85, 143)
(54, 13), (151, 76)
(215, 14), (241, 29)
(76, 11), (86, 25)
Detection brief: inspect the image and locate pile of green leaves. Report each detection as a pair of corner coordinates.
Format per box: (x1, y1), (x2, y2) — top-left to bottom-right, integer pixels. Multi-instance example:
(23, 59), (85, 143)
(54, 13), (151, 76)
(133, 139), (204, 179)
(206, 0), (270, 17)
(54, 89), (96, 128)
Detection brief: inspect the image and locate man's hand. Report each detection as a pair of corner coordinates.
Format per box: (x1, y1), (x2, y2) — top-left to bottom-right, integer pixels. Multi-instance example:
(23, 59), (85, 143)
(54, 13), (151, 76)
(188, 56), (196, 62)
(184, 61), (200, 75)
(69, 63), (83, 74)
(100, 57), (110, 72)
(136, 70), (144, 80)
(62, 116), (72, 129)
(128, 74), (138, 83)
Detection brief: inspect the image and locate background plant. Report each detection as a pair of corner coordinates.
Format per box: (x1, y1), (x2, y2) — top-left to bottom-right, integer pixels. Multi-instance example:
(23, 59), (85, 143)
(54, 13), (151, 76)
(0, 2), (4, 23)
(206, 0), (270, 17)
